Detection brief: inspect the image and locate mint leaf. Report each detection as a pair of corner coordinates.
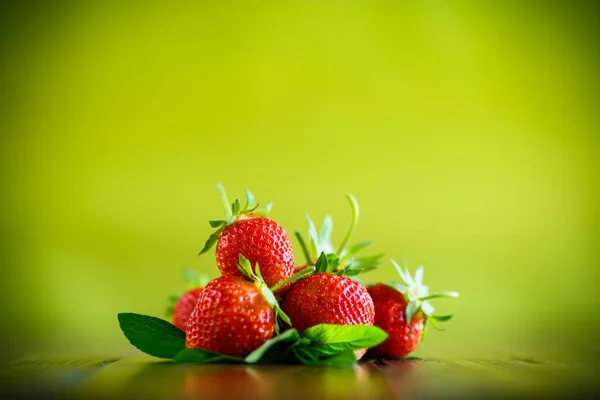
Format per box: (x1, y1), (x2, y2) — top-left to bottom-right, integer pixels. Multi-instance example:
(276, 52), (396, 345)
(172, 348), (244, 364)
(245, 329), (300, 364)
(292, 346), (357, 367)
(302, 324), (388, 350)
(313, 350), (357, 367)
(117, 313), (186, 359)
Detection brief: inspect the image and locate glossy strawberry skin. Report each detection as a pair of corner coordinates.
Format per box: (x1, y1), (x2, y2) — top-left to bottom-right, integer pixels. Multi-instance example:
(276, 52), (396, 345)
(280, 273), (375, 332)
(366, 283), (424, 358)
(216, 217), (294, 288)
(173, 287), (203, 332)
(186, 276), (275, 357)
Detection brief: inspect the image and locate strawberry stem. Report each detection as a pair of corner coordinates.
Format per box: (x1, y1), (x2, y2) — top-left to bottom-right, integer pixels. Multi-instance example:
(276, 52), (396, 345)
(294, 231), (313, 266)
(336, 193), (359, 254)
(216, 183), (232, 218)
(270, 266), (316, 293)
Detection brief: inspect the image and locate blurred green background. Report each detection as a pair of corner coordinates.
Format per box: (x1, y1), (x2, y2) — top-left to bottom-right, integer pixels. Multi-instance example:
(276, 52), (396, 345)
(1, 1), (598, 362)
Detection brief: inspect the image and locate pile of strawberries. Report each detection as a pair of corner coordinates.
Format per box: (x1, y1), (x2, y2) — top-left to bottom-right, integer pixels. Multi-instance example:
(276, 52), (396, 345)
(175, 186), (457, 359)
(119, 185), (457, 365)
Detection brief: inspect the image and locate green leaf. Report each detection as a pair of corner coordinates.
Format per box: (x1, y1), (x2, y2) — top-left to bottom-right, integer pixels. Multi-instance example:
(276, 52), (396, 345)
(199, 228), (222, 255)
(172, 348), (244, 364)
(385, 282), (408, 293)
(315, 350), (357, 367)
(314, 252), (328, 273)
(325, 253), (340, 273)
(339, 254), (383, 276)
(427, 317), (445, 331)
(414, 266), (424, 285)
(428, 314), (454, 331)
(319, 215), (334, 251)
(245, 329), (300, 364)
(231, 198), (241, 215)
(237, 254), (254, 278)
(306, 213), (319, 256)
(430, 314), (454, 322)
(292, 347), (357, 367)
(302, 324), (388, 350)
(390, 259), (414, 286)
(183, 267), (201, 286)
(342, 241), (372, 258)
(262, 202), (273, 215)
(340, 264), (379, 277)
(117, 313), (186, 359)
(405, 301), (419, 323)
(354, 254), (384, 268)
(165, 293), (182, 316)
(216, 183), (232, 218)
(208, 220), (226, 228)
(244, 189), (255, 211)
(420, 321), (429, 344)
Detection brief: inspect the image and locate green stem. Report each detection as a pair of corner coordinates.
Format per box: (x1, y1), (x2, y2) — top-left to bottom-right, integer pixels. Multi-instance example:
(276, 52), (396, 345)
(216, 183), (232, 217)
(294, 231), (313, 266)
(270, 266), (316, 293)
(336, 193), (359, 254)
(418, 292), (459, 301)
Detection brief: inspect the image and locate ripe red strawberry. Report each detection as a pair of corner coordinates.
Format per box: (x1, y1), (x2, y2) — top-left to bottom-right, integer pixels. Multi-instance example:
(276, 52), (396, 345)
(366, 284), (423, 358)
(172, 287), (203, 332)
(199, 185), (294, 288)
(281, 273), (375, 332)
(186, 256), (291, 357)
(281, 272), (375, 359)
(186, 275), (275, 357)
(167, 269), (210, 332)
(366, 261), (458, 359)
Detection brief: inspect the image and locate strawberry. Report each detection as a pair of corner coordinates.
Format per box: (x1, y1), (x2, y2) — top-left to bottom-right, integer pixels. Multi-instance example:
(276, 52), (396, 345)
(281, 272), (375, 332)
(186, 256), (291, 357)
(166, 269), (210, 332)
(295, 194), (382, 277)
(199, 185), (294, 288)
(280, 272), (375, 359)
(172, 287), (203, 332)
(366, 260), (458, 358)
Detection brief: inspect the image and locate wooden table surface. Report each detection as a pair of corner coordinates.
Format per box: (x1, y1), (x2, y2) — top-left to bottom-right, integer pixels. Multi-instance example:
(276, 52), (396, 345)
(2, 353), (598, 399)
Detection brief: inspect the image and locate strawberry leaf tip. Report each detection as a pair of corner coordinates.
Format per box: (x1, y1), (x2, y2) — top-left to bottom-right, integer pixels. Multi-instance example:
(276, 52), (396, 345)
(387, 259), (459, 326)
(199, 185), (273, 255)
(237, 255), (292, 334)
(297, 194), (382, 276)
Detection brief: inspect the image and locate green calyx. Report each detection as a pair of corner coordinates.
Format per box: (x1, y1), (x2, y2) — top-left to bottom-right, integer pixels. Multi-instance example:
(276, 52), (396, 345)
(165, 267), (210, 316)
(236, 255), (293, 335)
(199, 184), (273, 255)
(386, 259), (459, 333)
(295, 194), (382, 277)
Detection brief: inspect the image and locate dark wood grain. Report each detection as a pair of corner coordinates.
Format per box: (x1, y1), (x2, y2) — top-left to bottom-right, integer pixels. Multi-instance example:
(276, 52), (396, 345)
(1, 354), (598, 399)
